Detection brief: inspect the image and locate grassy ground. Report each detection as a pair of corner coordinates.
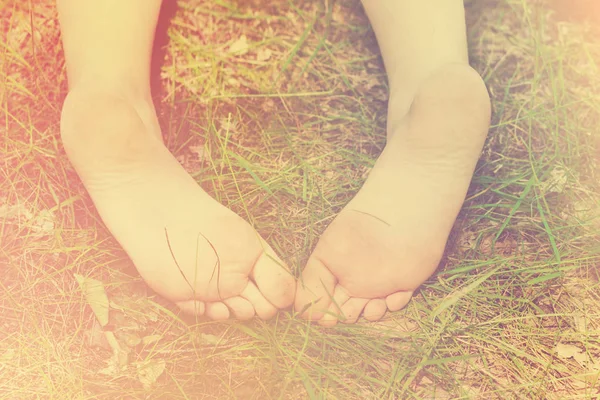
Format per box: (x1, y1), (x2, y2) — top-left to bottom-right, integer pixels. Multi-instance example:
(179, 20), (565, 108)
(1, 0), (600, 398)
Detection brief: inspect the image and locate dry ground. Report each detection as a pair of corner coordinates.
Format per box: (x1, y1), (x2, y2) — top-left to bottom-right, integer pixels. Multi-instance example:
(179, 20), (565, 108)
(1, 0), (600, 398)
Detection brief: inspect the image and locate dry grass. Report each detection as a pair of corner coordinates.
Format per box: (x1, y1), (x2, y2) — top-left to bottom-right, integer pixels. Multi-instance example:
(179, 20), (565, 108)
(1, 0), (600, 398)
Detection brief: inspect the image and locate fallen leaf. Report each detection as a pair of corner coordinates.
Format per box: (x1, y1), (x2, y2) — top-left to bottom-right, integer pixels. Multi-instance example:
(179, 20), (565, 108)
(142, 335), (162, 346)
(555, 342), (589, 365)
(74, 274), (110, 327)
(85, 319), (109, 349)
(200, 333), (223, 345)
(227, 77), (240, 87)
(98, 362), (118, 377)
(107, 331), (129, 364)
(572, 311), (588, 333)
(540, 166), (569, 194)
(228, 35), (249, 55)
(99, 331), (129, 376)
(116, 331), (142, 347)
(555, 343), (582, 359)
(256, 48), (272, 61)
(0, 202), (30, 221)
(31, 209), (55, 234)
(137, 359), (166, 390)
(574, 351), (590, 365)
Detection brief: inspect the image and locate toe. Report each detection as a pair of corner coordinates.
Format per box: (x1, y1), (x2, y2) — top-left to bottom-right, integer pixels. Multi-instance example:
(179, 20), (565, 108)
(319, 285), (351, 326)
(240, 282), (277, 320)
(363, 299), (387, 321)
(385, 291), (413, 312)
(340, 298), (370, 324)
(224, 296), (255, 320)
(295, 255), (337, 320)
(251, 241), (296, 309)
(176, 300), (205, 316)
(205, 301), (230, 320)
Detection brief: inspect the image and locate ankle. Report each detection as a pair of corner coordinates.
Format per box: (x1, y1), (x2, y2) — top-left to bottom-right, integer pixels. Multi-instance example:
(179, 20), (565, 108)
(68, 70), (151, 101)
(70, 71), (159, 126)
(60, 88), (162, 171)
(61, 84), (161, 143)
(387, 63), (491, 143)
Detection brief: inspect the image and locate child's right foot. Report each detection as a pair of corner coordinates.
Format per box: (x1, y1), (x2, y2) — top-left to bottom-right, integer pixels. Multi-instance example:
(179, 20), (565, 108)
(295, 64), (491, 326)
(61, 88), (296, 320)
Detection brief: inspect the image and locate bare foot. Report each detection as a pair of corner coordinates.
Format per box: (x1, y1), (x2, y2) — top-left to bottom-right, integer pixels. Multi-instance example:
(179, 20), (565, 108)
(61, 87), (295, 320)
(295, 64), (491, 326)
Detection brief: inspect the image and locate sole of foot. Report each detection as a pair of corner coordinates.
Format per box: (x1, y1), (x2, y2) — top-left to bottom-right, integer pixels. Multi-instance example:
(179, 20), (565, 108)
(60, 87), (296, 321)
(295, 64), (491, 326)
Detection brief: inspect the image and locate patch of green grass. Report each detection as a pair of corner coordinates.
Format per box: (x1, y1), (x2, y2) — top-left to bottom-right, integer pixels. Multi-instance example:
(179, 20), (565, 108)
(1, 0), (599, 398)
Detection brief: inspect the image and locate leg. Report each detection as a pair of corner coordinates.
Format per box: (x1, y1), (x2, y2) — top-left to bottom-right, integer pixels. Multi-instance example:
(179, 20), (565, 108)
(58, 0), (295, 320)
(57, 0), (161, 131)
(295, 0), (491, 326)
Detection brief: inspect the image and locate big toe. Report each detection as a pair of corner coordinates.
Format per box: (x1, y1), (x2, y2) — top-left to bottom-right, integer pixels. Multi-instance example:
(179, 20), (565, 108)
(295, 255), (336, 321)
(240, 282), (277, 320)
(251, 242), (296, 309)
(224, 296), (255, 320)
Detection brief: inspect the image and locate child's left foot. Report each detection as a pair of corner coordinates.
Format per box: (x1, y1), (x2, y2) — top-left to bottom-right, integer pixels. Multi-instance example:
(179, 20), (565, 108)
(295, 64), (491, 326)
